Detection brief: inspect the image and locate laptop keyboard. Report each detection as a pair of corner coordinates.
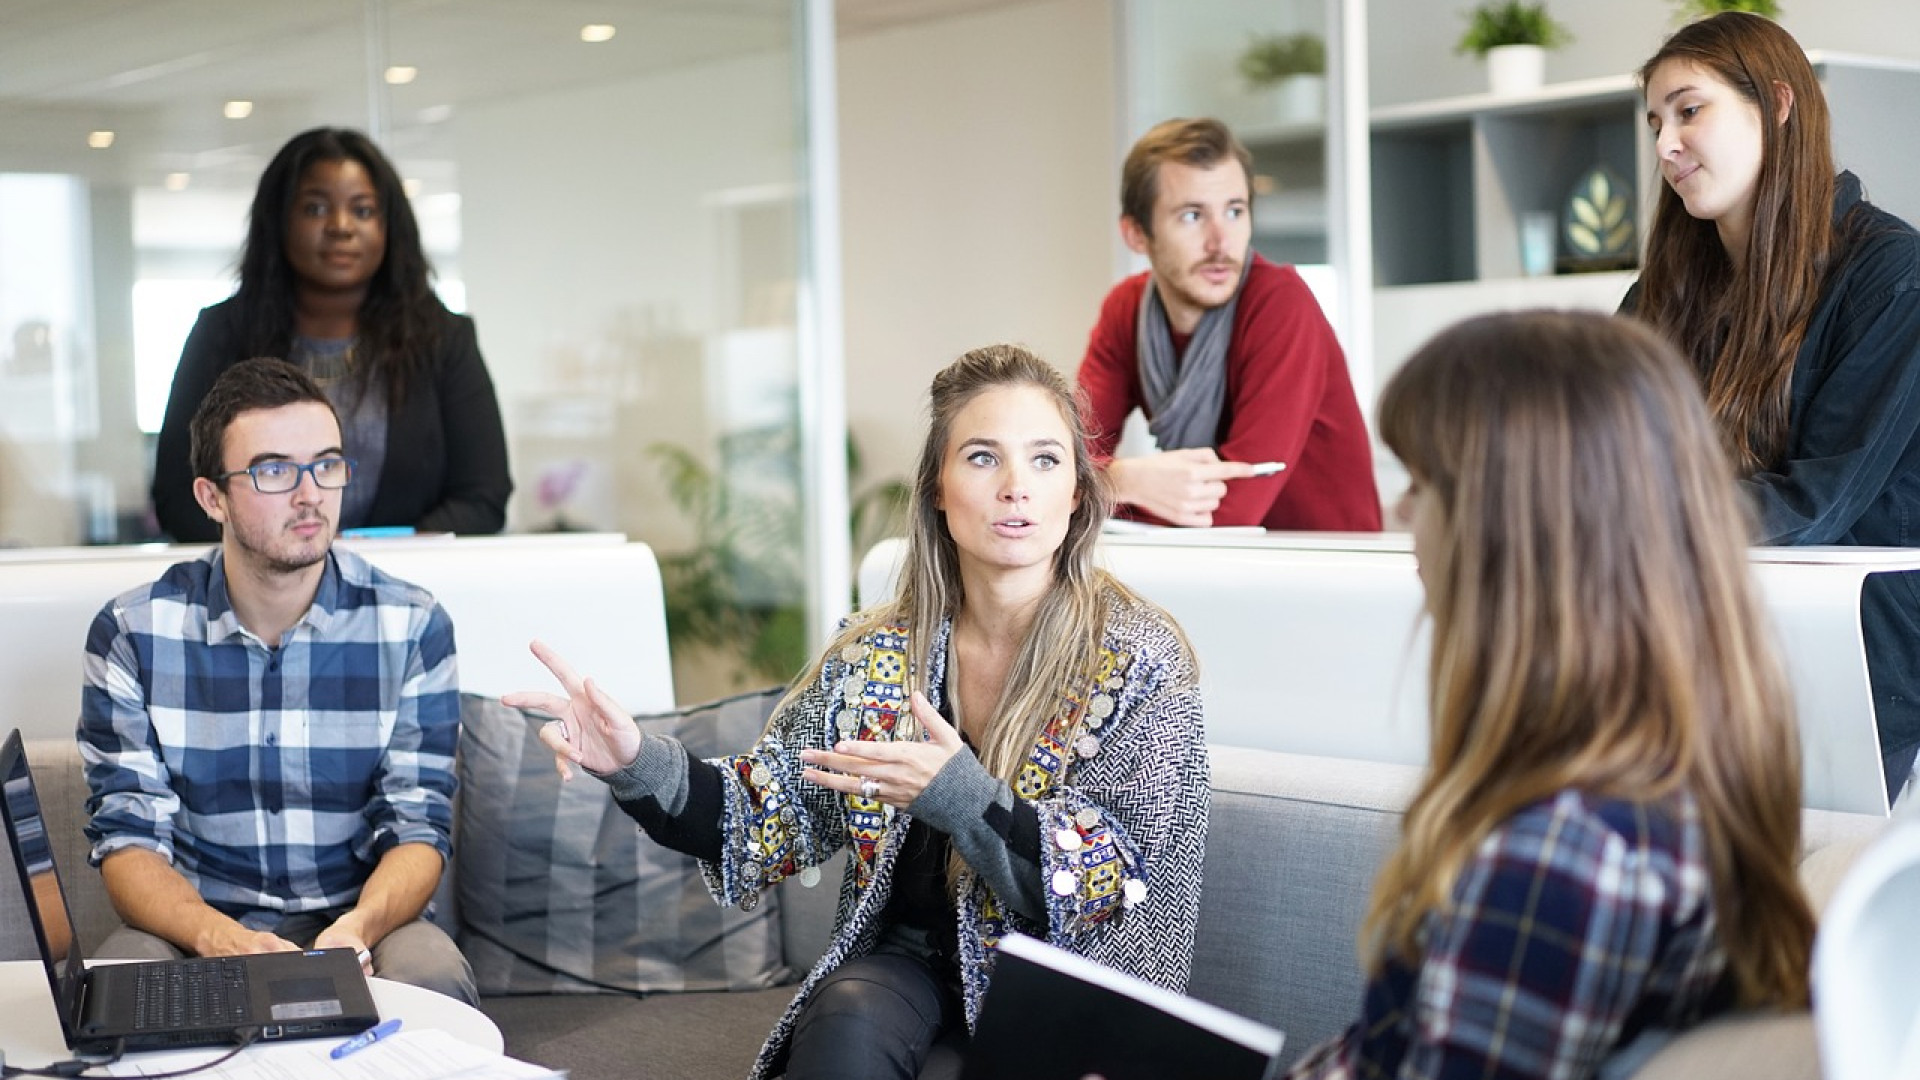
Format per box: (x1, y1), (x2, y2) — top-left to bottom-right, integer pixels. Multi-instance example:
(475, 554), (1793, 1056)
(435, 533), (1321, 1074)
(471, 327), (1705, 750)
(131, 958), (251, 1030)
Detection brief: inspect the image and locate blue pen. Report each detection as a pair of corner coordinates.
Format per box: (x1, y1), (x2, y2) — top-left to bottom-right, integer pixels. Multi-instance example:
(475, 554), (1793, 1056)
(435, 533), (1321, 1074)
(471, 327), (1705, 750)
(331, 1017), (402, 1059)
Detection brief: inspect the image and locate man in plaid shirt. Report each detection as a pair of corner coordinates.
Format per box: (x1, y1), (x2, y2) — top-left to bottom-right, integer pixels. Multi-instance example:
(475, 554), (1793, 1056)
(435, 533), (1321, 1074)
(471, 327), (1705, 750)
(79, 358), (473, 1004)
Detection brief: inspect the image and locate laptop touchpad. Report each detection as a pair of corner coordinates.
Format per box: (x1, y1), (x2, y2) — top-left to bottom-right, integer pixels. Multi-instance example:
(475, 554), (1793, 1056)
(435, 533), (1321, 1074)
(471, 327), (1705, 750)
(269, 977), (344, 1020)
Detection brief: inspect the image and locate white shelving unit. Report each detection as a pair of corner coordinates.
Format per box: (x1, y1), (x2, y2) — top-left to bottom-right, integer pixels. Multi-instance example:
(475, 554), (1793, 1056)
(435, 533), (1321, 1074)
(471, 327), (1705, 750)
(1366, 52), (1920, 396)
(1370, 73), (1650, 288)
(1240, 119), (1330, 267)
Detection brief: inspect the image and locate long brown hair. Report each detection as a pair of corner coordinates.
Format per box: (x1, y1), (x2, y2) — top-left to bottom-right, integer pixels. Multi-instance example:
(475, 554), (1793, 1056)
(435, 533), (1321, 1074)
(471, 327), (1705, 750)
(1372, 311), (1813, 1007)
(778, 344), (1155, 788)
(1631, 12), (1834, 473)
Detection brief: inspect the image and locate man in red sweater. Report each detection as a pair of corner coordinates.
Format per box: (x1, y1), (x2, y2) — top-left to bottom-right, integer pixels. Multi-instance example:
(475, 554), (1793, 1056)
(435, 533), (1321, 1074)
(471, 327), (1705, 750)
(1079, 118), (1380, 531)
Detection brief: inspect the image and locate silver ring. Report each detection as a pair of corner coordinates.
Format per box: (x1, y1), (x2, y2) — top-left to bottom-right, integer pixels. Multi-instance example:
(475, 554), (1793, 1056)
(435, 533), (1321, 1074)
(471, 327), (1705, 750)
(859, 777), (879, 799)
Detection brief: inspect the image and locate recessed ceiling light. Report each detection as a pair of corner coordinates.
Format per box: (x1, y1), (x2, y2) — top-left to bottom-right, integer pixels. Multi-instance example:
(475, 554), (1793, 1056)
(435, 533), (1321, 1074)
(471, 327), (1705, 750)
(223, 100), (253, 120)
(402, 178), (423, 199)
(385, 66), (418, 85)
(88, 131), (115, 149)
(165, 173), (191, 191)
(580, 24), (616, 43)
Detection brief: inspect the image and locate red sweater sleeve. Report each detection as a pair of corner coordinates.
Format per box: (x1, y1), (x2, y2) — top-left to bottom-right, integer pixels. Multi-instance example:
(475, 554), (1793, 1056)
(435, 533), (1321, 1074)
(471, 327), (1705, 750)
(1211, 261), (1381, 530)
(1076, 273), (1150, 464)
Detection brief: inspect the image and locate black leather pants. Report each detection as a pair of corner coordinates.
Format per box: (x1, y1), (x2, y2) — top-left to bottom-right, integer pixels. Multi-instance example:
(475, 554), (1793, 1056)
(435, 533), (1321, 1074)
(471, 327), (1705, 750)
(784, 949), (967, 1080)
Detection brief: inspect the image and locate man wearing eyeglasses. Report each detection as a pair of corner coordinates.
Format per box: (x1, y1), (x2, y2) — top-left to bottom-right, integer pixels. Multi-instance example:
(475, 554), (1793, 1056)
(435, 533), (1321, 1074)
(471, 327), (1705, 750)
(77, 358), (475, 1004)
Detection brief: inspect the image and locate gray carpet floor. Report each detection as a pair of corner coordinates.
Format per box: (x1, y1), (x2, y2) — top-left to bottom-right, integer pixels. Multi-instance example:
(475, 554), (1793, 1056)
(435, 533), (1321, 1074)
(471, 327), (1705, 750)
(481, 987), (796, 1079)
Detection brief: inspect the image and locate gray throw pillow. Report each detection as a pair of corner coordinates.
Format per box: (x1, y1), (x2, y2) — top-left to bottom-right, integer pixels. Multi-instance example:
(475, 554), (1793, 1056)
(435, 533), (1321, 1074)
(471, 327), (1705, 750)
(455, 688), (790, 994)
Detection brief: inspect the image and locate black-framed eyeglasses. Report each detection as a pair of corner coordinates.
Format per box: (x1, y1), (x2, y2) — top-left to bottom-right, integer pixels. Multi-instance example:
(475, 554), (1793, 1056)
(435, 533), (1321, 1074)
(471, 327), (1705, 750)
(216, 456), (355, 494)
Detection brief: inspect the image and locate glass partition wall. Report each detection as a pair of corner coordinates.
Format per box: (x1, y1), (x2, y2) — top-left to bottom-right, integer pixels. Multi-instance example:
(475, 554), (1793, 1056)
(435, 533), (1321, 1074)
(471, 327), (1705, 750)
(0, 0), (836, 700)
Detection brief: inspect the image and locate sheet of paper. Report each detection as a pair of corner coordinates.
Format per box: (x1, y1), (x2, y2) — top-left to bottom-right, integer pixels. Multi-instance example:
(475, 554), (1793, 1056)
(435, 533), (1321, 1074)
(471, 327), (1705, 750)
(101, 1028), (564, 1080)
(1100, 520), (1267, 538)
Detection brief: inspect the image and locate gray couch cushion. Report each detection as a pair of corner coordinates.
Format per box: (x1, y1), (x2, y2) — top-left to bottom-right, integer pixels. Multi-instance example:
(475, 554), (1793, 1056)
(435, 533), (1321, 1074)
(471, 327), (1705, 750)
(1617, 1011), (1821, 1080)
(0, 739), (124, 958)
(1190, 747), (1422, 1069)
(455, 689), (790, 994)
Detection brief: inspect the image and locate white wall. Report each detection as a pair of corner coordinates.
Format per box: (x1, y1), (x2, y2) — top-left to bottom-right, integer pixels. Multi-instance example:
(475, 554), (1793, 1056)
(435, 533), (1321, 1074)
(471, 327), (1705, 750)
(837, 0), (1119, 491)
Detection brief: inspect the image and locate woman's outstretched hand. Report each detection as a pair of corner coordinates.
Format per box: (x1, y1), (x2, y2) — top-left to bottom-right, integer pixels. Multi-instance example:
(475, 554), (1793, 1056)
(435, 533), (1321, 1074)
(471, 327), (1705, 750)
(799, 691), (963, 808)
(503, 639), (643, 780)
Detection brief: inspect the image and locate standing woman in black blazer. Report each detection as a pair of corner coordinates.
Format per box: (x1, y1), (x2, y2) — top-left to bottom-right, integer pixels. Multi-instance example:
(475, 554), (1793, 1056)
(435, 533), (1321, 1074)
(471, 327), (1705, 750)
(152, 127), (511, 540)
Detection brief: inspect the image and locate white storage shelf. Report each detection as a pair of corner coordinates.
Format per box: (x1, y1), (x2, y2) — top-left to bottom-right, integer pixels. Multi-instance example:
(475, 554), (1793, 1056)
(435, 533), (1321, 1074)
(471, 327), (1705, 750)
(1363, 53), (1920, 405)
(1242, 119), (1330, 266)
(1367, 53), (1920, 291)
(1370, 74), (1651, 288)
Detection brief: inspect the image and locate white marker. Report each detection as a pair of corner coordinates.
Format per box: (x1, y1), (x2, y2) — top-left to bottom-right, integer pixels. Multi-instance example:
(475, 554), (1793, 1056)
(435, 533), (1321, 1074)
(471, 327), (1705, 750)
(1248, 461), (1286, 476)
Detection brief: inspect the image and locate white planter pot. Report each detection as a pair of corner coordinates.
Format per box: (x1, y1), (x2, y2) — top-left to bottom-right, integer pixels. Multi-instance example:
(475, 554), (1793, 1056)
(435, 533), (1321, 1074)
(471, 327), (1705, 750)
(1263, 74), (1326, 125)
(1485, 44), (1545, 96)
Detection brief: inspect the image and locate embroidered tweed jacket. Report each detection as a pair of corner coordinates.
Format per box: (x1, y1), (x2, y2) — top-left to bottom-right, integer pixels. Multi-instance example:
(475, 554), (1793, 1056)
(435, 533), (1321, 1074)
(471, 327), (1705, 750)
(702, 587), (1210, 1080)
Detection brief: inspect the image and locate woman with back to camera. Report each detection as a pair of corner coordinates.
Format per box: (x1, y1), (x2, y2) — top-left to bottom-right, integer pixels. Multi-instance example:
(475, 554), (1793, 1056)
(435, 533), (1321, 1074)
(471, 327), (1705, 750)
(1623, 11), (1920, 800)
(1286, 311), (1814, 1079)
(152, 126), (511, 541)
(507, 344), (1209, 1080)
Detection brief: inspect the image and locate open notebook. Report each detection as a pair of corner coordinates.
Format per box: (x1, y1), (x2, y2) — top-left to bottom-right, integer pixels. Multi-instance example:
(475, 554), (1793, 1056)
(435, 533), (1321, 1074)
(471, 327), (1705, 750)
(962, 933), (1285, 1080)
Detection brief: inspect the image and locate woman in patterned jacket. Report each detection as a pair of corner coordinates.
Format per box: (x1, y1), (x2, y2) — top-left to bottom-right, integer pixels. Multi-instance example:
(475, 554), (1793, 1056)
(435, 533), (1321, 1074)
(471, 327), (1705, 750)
(1287, 310), (1814, 1079)
(509, 343), (1208, 1080)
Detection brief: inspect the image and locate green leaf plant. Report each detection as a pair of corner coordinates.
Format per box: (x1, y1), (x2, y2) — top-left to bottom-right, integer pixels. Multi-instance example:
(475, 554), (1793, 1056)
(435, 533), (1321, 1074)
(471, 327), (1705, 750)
(1455, 1), (1574, 56)
(1237, 32), (1327, 88)
(1672, 0), (1782, 19)
(648, 427), (909, 685)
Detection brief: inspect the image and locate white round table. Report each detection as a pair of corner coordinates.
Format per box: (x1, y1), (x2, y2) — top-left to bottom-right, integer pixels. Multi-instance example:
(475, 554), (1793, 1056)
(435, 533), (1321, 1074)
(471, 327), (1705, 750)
(369, 975), (502, 1052)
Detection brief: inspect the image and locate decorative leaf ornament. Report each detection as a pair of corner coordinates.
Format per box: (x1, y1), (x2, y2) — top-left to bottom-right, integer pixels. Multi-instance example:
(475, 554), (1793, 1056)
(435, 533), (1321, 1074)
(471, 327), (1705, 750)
(1561, 165), (1636, 265)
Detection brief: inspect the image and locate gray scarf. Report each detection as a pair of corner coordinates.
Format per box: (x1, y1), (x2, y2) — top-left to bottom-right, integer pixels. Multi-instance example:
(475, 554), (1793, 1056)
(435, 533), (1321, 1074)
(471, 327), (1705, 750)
(1136, 257), (1252, 450)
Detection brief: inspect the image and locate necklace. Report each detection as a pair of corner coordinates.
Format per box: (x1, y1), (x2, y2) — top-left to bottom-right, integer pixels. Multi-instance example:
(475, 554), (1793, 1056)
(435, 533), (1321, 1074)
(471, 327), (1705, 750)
(298, 336), (357, 389)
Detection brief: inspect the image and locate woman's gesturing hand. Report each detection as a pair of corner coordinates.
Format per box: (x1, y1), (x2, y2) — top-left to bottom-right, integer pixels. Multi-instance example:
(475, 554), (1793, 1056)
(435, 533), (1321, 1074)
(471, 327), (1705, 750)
(800, 691), (963, 807)
(503, 639), (643, 780)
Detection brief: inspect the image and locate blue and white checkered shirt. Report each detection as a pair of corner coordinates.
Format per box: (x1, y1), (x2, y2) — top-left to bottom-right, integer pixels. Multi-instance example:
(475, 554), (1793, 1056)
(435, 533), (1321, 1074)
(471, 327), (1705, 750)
(1288, 790), (1732, 1080)
(78, 547), (458, 924)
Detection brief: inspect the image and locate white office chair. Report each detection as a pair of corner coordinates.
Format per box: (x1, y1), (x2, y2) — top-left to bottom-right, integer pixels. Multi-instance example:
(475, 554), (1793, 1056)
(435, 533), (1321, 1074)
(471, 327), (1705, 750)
(1813, 818), (1920, 1080)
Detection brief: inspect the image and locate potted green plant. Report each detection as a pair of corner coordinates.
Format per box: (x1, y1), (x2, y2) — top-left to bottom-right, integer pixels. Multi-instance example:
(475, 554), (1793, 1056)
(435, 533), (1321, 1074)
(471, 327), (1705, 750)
(1237, 32), (1328, 124)
(1456, 1), (1573, 96)
(1671, 0), (1782, 18)
(647, 428), (908, 691)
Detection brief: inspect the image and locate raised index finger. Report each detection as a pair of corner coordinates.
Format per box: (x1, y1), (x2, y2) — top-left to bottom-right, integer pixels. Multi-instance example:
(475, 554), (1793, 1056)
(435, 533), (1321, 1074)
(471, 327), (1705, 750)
(528, 639), (587, 695)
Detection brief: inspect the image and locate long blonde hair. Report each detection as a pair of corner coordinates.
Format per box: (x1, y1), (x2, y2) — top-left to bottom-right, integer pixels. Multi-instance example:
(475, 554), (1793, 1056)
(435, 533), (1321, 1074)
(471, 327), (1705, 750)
(1372, 311), (1813, 1007)
(781, 344), (1135, 787)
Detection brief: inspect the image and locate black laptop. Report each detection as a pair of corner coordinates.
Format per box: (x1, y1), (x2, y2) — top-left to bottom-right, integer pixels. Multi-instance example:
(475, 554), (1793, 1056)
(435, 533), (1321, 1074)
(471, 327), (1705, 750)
(0, 730), (380, 1053)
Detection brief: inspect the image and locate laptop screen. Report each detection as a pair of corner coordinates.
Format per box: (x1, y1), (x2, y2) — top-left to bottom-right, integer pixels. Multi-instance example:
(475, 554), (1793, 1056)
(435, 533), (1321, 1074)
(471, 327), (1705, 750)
(1, 730), (89, 1037)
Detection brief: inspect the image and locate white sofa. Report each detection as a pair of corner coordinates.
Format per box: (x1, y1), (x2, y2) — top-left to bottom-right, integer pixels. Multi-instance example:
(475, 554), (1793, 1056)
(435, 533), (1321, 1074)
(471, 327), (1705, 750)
(0, 532), (675, 742)
(860, 532), (1919, 816)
